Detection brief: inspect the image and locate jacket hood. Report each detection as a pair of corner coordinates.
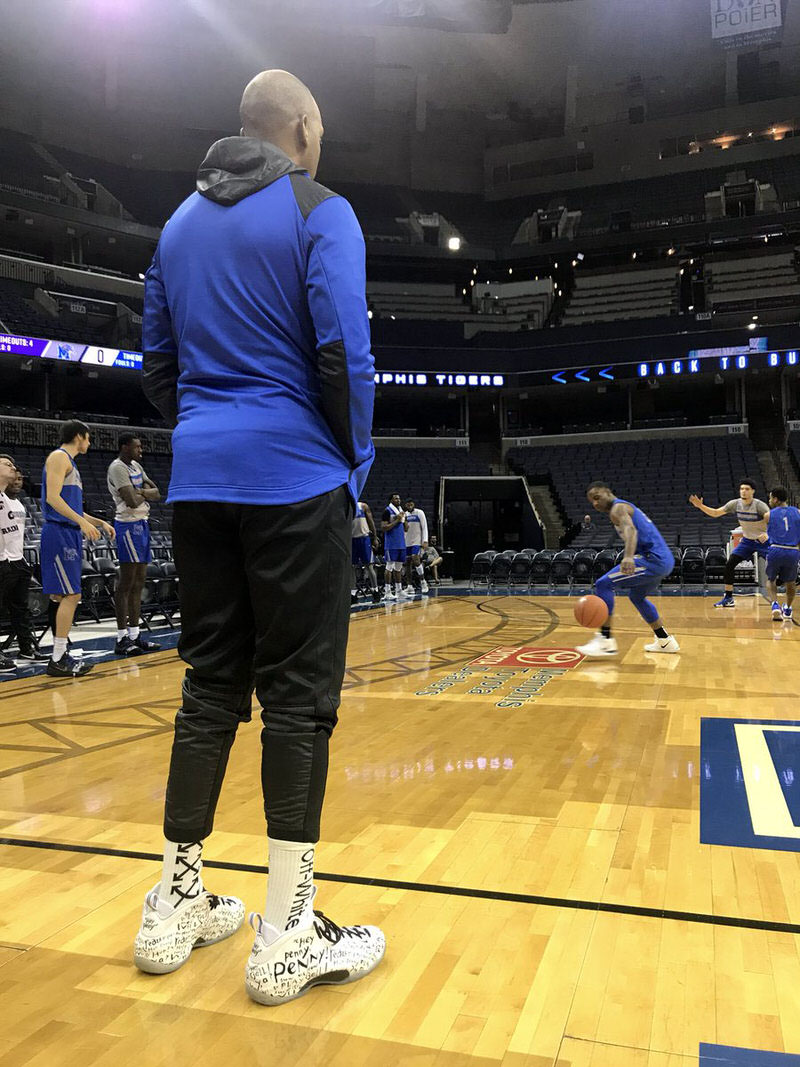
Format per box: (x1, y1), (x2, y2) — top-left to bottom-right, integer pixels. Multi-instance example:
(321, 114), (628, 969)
(196, 137), (305, 206)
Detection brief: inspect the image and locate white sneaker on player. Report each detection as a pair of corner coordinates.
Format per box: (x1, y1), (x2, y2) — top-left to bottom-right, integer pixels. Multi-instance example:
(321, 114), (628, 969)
(245, 889), (386, 1006)
(576, 633), (618, 658)
(133, 883), (245, 974)
(403, 585), (415, 596)
(771, 601), (783, 621)
(644, 635), (681, 654)
(420, 580), (429, 594)
(384, 588), (396, 601)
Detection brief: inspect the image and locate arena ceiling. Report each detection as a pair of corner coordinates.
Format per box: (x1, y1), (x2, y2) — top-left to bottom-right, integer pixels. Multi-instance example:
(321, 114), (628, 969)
(1, 0), (799, 174)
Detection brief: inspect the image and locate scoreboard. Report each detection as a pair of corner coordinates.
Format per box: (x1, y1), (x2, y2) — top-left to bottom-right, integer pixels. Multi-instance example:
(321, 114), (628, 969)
(0, 333), (142, 370)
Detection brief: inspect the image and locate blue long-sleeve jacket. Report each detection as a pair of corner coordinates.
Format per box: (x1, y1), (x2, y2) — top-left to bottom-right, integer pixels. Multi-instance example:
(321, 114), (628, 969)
(142, 137), (375, 506)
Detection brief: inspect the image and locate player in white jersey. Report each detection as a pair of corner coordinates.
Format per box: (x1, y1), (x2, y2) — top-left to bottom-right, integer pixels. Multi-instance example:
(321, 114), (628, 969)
(108, 434), (162, 656)
(403, 499), (429, 595)
(0, 455), (22, 673)
(0, 466), (49, 668)
(689, 479), (769, 607)
(351, 501), (381, 604)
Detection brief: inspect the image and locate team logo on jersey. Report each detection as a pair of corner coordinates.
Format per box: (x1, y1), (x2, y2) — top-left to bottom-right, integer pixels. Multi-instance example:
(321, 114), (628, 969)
(416, 645), (584, 707)
(468, 646), (584, 669)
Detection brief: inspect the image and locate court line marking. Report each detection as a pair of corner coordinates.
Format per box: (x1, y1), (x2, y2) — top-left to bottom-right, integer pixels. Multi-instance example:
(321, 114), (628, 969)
(2, 835), (800, 936)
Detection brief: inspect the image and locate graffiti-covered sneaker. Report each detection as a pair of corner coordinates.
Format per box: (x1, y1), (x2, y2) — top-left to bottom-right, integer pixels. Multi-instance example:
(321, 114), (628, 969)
(133, 883), (245, 974)
(245, 890), (386, 1005)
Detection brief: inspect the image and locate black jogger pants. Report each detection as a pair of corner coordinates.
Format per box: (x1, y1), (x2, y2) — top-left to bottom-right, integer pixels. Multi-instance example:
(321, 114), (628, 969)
(163, 485), (352, 844)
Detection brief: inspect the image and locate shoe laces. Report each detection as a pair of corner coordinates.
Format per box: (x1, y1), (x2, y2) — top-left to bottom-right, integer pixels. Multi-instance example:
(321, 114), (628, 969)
(312, 910), (371, 944)
(312, 910), (344, 945)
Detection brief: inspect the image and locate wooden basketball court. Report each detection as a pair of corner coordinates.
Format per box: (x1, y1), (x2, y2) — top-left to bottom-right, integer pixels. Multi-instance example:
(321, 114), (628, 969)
(2, 592), (800, 1066)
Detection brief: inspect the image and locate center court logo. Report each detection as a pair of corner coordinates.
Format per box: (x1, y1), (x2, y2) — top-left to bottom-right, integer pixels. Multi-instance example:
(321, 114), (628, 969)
(468, 646), (584, 669)
(415, 646), (584, 707)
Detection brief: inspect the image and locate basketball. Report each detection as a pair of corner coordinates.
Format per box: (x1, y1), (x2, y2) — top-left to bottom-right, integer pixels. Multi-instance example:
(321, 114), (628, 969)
(574, 594), (609, 629)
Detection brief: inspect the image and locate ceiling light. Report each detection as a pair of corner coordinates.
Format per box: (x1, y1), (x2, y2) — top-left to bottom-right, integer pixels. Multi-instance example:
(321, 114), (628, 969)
(447, 236), (461, 252)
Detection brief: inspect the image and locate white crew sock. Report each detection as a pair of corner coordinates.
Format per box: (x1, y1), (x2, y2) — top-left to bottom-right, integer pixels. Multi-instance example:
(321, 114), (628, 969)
(160, 839), (203, 909)
(52, 637), (67, 660)
(264, 838), (315, 934)
(128, 626), (140, 641)
(117, 629), (127, 641)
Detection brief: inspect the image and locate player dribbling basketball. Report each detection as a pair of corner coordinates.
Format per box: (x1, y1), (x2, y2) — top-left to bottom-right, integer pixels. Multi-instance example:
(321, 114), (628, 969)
(577, 482), (679, 658)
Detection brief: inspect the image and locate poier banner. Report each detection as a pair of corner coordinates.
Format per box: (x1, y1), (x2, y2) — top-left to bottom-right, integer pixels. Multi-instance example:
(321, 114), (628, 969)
(710, 0), (784, 49)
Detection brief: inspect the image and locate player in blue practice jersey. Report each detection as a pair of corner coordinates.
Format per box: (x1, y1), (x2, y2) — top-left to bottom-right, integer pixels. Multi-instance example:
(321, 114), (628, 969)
(381, 493), (408, 602)
(764, 487), (800, 622)
(41, 421), (115, 677)
(578, 482), (680, 658)
(351, 500), (381, 604)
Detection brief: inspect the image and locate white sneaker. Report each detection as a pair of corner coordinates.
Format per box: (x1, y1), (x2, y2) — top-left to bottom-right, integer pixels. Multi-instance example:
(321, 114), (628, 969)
(384, 588), (395, 601)
(772, 602), (783, 621)
(397, 587), (409, 598)
(403, 585), (415, 596)
(133, 883), (245, 974)
(420, 580), (429, 594)
(245, 891), (386, 1006)
(644, 635), (681, 654)
(576, 633), (618, 658)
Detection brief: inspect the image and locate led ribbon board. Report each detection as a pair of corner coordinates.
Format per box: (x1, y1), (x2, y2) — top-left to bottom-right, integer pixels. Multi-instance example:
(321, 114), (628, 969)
(0, 334), (506, 386)
(375, 372), (505, 387)
(0, 333), (141, 369)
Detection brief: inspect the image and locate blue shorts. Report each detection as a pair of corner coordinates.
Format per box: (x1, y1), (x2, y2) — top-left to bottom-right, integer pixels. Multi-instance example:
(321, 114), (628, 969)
(386, 547), (407, 564)
(406, 545), (422, 559)
(766, 546), (800, 584)
(40, 522), (82, 596)
(115, 520), (151, 564)
(598, 555), (672, 598)
(352, 535), (372, 565)
(731, 536), (769, 561)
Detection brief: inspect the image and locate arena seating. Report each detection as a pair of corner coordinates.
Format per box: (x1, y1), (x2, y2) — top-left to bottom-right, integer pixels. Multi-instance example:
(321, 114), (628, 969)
(362, 447), (489, 524)
(560, 264), (679, 325)
(10, 445), (174, 532)
(789, 432), (800, 478)
(508, 434), (762, 549)
(0, 129), (60, 201)
(706, 250), (800, 313)
(0, 277), (139, 343)
(367, 280), (552, 333)
(466, 542), (772, 592)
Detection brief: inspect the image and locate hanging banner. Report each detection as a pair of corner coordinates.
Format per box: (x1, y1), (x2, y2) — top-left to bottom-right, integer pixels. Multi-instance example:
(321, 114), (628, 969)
(710, 0), (784, 49)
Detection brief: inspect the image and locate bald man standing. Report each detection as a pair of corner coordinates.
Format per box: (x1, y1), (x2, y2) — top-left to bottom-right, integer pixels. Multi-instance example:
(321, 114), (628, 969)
(139, 71), (383, 1003)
